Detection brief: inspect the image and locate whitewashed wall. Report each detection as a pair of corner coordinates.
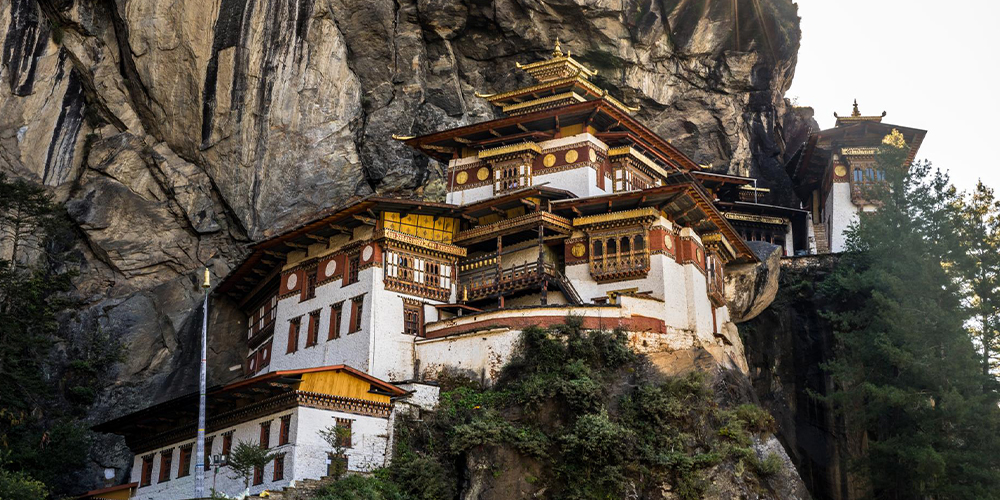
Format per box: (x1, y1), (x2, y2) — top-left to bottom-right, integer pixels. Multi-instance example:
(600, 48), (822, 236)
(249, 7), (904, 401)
(827, 182), (855, 253)
(267, 266), (379, 375)
(130, 411), (295, 500)
(129, 406), (391, 500)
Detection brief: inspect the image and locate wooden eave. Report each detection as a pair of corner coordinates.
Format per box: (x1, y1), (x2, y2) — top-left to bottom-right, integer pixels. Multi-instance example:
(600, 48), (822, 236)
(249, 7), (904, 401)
(403, 99), (701, 172)
(550, 182), (757, 263)
(789, 122), (927, 197)
(77, 482), (138, 499)
(92, 365), (404, 449)
(216, 197), (461, 298)
(458, 186), (574, 218)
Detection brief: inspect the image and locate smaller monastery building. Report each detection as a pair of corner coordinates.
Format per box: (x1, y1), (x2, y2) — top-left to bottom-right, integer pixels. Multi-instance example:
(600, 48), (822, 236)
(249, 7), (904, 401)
(90, 44), (926, 499)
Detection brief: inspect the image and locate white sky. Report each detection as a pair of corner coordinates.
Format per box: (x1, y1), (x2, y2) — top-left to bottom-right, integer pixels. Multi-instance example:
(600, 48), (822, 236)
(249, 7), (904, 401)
(787, 0), (1000, 191)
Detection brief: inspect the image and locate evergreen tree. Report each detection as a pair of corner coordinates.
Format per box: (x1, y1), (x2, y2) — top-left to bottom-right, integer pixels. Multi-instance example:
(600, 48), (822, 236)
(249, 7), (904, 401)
(820, 132), (1000, 498)
(953, 181), (1000, 379)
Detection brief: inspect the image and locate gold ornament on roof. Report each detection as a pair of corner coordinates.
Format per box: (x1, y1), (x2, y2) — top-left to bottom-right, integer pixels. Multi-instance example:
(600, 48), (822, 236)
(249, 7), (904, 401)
(553, 38), (564, 58)
(882, 129), (907, 149)
(852, 99), (861, 117)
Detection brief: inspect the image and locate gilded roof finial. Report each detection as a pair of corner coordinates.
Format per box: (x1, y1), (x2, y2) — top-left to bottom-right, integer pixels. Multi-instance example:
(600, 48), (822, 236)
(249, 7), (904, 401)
(851, 99), (861, 117)
(553, 38), (564, 58)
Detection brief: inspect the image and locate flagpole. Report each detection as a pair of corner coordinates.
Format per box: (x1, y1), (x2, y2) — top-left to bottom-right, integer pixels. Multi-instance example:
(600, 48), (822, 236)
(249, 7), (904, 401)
(195, 267), (210, 498)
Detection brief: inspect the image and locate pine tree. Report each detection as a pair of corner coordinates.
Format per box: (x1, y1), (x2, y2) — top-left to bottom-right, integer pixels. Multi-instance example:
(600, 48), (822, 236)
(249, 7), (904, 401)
(953, 181), (1000, 379)
(820, 134), (1000, 498)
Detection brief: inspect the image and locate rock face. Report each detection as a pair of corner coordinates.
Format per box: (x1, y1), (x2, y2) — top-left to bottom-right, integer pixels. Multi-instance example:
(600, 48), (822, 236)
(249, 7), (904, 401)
(740, 255), (863, 500)
(726, 241), (784, 323)
(1, 0), (810, 493)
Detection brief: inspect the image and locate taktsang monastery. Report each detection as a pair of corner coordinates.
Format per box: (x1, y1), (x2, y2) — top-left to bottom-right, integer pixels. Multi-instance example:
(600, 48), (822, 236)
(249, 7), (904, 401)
(91, 44), (925, 499)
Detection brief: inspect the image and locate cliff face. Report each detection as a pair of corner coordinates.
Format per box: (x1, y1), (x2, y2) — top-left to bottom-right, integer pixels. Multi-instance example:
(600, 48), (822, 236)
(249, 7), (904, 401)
(740, 256), (861, 500)
(1, 0), (809, 492)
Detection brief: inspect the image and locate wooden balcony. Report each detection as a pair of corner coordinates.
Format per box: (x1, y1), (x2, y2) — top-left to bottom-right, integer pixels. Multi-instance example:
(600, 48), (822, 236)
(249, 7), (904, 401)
(459, 261), (581, 305)
(589, 250), (650, 282)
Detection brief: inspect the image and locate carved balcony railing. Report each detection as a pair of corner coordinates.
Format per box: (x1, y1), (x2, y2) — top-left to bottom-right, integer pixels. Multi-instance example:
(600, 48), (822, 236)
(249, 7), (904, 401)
(460, 261), (562, 302)
(589, 250), (650, 282)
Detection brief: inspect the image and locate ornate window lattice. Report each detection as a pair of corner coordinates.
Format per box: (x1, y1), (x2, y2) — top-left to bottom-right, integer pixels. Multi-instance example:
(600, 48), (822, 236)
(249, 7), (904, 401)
(589, 228), (650, 282)
(177, 445), (192, 478)
(613, 164), (654, 193)
(403, 300), (423, 336)
(494, 160), (532, 194)
(247, 294), (277, 340)
(384, 249), (452, 301)
(346, 254), (360, 285)
(349, 295), (364, 333)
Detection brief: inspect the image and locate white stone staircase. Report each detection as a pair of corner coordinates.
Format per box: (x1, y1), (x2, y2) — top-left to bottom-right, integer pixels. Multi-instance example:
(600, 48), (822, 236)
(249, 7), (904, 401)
(812, 222), (830, 254)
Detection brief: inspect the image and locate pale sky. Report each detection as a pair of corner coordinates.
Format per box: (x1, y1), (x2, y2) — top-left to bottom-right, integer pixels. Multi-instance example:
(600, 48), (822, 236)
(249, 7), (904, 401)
(788, 0), (1000, 192)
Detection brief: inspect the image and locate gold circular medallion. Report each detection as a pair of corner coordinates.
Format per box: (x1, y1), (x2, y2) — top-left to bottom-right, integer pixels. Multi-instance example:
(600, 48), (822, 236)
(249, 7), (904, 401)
(664, 234), (673, 250)
(571, 243), (587, 258)
(834, 165), (847, 177)
(477, 167), (490, 181)
(588, 150), (597, 162)
(456, 171), (468, 184)
(696, 248), (704, 263)
(542, 154), (556, 167)
(565, 149), (579, 164)
(286, 273), (298, 290)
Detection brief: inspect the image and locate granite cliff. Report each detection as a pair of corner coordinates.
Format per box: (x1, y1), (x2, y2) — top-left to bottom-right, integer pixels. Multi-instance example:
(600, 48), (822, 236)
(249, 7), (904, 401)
(1, 0), (812, 494)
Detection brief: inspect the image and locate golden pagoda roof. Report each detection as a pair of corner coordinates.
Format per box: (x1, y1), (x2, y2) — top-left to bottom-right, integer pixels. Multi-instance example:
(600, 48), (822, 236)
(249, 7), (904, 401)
(515, 39), (598, 82)
(476, 40), (638, 116)
(834, 99), (886, 127)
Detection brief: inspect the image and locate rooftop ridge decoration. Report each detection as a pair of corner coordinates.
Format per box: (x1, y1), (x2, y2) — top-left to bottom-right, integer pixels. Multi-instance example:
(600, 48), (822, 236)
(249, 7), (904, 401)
(514, 38), (598, 82)
(834, 99), (887, 126)
(572, 207), (661, 228)
(477, 141), (542, 160)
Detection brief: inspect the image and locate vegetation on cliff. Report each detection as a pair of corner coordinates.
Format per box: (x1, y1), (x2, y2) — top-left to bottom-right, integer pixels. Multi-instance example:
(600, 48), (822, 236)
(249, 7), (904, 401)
(313, 318), (785, 500)
(817, 142), (1000, 498)
(0, 175), (123, 498)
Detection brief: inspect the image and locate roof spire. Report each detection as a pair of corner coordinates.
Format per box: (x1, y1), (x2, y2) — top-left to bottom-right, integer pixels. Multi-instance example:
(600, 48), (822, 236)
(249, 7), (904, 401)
(852, 99), (861, 117)
(553, 38), (564, 58)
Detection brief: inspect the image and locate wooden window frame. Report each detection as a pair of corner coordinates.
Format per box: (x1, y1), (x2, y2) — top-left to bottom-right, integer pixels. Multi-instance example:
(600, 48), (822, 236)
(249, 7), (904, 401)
(328, 302), (344, 340)
(278, 415), (291, 446)
(327, 453), (348, 477)
(348, 295), (364, 333)
(587, 228), (650, 282)
(158, 449), (173, 483)
(336, 418), (353, 448)
(252, 465), (264, 486)
(383, 249), (452, 301)
(140, 455), (154, 487)
(346, 253), (361, 285)
(272, 453), (285, 481)
(177, 445), (192, 478)
(306, 310), (321, 347)
(222, 432), (233, 456)
(260, 421), (271, 449)
(302, 269), (318, 302)
(204, 436), (214, 468)
(286, 317), (301, 354)
(403, 300), (424, 337)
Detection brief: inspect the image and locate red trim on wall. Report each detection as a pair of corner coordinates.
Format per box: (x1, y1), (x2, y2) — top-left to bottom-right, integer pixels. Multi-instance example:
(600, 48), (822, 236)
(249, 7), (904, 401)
(424, 314), (666, 340)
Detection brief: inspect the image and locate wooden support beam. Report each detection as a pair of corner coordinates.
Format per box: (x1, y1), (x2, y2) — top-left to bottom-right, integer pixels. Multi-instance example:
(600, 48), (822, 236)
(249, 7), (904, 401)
(285, 241), (308, 249)
(263, 250), (284, 257)
(305, 234), (327, 242)
(329, 223), (350, 232)
(353, 215), (377, 226)
(516, 123), (530, 133)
